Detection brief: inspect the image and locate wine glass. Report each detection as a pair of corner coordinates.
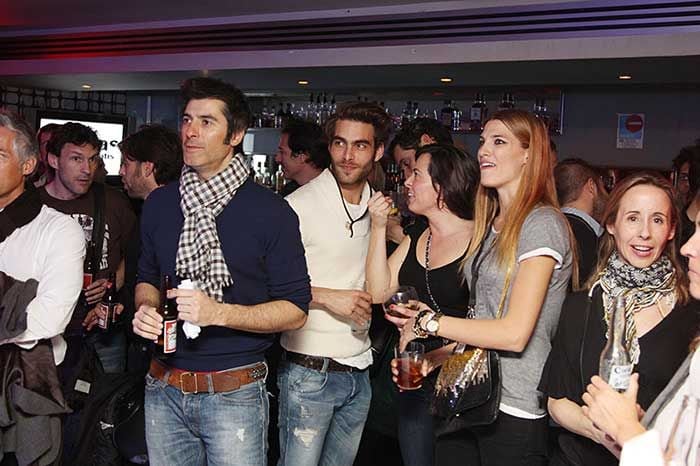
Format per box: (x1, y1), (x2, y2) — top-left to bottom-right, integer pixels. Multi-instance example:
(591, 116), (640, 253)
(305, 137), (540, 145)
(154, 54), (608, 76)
(382, 285), (420, 318)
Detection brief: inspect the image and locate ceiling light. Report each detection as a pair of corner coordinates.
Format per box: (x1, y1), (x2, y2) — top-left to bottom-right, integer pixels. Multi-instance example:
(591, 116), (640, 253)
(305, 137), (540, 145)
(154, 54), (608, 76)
(81, 84), (92, 89)
(618, 75), (632, 80)
(440, 77), (453, 83)
(244, 92), (275, 97)
(297, 80), (309, 85)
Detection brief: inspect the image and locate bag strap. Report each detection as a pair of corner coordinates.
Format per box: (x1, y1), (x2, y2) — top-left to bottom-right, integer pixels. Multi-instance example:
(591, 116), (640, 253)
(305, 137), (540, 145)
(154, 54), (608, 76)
(467, 218), (513, 320)
(90, 183), (106, 274)
(0, 184), (43, 244)
(494, 263), (513, 320)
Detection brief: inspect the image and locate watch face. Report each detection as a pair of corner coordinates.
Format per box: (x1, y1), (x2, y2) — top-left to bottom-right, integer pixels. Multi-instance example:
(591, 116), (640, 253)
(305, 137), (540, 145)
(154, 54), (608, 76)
(426, 320), (439, 332)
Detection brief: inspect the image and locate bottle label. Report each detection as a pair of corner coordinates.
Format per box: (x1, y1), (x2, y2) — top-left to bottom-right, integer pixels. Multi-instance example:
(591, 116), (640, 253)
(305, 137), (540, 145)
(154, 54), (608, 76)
(97, 303), (110, 330)
(608, 364), (633, 390)
(83, 273), (93, 289)
(163, 320), (177, 354)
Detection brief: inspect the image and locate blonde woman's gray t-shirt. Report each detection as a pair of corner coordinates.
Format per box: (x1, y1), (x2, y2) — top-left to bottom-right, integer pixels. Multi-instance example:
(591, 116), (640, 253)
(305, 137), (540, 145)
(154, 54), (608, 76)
(463, 206), (572, 417)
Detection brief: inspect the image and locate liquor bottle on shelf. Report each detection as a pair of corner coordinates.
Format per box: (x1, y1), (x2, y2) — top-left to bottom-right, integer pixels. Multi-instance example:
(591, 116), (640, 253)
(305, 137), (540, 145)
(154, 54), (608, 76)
(305, 93), (315, 121)
(314, 94), (323, 125)
(330, 95), (337, 115)
(469, 93), (488, 132)
(320, 93), (330, 125)
(263, 165), (273, 190)
(440, 100), (453, 128)
(412, 101), (420, 120)
(451, 106), (461, 132)
(254, 162), (265, 185)
(498, 92), (515, 111)
(401, 101), (412, 128)
(599, 295), (633, 392)
(533, 98), (551, 130)
(274, 165), (285, 193)
(274, 104), (285, 129)
(262, 105), (272, 128)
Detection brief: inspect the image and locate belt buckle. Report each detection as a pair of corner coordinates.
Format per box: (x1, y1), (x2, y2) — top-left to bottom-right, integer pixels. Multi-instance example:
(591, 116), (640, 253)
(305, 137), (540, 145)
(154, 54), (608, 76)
(180, 372), (198, 394)
(250, 363), (267, 380)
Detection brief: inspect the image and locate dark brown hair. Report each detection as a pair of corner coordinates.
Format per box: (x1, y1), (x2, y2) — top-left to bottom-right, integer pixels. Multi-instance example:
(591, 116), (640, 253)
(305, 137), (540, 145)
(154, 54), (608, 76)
(415, 144), (478, 220)
(325, 101), (392, 149)
(119, 124), (183, 185)
(181, 77), (252, 143)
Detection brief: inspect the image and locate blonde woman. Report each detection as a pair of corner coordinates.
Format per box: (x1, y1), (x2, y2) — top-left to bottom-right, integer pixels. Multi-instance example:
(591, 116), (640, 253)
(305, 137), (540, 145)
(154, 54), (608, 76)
(395, 109), (572, 466)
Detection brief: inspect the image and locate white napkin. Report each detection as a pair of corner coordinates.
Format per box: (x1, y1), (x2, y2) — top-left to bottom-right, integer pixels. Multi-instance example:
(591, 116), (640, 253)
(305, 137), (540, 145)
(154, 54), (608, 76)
(178, 279), (201, 339)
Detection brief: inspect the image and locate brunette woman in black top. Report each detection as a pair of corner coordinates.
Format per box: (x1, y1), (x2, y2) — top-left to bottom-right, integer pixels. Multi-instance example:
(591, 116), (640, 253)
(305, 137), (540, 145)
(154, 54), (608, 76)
(366, 144), (479, 466)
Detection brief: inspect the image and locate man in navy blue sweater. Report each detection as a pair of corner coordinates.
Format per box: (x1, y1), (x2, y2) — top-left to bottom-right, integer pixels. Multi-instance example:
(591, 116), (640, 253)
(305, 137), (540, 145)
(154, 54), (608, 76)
(131, 77), (310, 466)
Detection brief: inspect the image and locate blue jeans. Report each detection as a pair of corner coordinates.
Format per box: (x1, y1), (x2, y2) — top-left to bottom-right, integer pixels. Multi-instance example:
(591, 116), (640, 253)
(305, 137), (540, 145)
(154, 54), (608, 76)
(277, 359), (371, 466)
(144, 365), (269, 466)
(397, 379), (436, 466)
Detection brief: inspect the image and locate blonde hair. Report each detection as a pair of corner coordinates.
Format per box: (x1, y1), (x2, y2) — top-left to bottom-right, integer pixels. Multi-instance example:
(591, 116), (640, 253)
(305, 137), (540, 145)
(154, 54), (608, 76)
(586, 172), (689, 304)
(465, 110), (560, 269)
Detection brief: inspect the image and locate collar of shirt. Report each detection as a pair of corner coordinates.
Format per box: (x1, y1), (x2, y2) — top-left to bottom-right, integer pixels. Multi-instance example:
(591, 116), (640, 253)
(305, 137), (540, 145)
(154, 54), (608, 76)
(561, 206), (604, 237)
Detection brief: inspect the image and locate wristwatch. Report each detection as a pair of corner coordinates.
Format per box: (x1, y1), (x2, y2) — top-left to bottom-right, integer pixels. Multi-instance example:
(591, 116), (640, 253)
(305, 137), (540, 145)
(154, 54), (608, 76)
(422, 312), (443, 336)
(414, 309), (443, 338)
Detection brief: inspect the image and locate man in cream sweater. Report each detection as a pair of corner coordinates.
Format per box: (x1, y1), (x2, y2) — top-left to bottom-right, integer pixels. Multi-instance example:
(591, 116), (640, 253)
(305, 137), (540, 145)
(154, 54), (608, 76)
(278, 101), (392, 466)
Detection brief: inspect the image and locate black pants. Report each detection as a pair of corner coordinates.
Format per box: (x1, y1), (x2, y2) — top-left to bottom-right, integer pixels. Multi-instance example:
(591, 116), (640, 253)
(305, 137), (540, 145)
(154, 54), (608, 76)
(436, 412), (548, 466)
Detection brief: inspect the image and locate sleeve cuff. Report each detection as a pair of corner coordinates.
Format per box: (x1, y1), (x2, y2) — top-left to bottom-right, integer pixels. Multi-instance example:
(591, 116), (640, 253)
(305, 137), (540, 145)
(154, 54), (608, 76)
(518, 247), (564, 269)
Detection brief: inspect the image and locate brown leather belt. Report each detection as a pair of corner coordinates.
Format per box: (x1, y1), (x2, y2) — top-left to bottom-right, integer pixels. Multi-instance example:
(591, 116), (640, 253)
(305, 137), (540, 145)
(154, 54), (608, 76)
(149, 359), (267, 394)
(285, 351), (365, 373)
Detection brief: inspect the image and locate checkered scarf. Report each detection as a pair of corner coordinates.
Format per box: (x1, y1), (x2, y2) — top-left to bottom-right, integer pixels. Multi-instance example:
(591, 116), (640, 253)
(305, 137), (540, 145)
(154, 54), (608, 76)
(175, 153), (249, 302)
(590, 250), (675, 365)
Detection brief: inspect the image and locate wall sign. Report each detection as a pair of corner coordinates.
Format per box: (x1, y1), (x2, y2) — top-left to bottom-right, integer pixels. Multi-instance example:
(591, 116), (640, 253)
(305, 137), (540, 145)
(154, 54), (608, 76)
(616, 113), (645, 149)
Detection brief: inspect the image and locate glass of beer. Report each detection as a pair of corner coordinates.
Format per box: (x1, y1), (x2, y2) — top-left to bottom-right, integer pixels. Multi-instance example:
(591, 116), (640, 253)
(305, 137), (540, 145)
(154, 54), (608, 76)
(395, 342), (425, 390)
(383, 285), (420, 318)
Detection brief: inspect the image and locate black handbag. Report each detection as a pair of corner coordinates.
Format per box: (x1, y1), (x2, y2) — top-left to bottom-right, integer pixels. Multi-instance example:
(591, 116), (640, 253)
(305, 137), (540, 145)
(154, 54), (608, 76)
(430, 233), (512, 436)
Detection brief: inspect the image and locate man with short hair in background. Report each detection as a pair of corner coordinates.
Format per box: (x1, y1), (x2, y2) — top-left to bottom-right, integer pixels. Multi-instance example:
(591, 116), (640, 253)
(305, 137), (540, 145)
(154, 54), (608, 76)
(117, 124), (183, 371)
(275, 118), (329, 196)
(119, 124), (183, 201)
(554, 158), (607, 285)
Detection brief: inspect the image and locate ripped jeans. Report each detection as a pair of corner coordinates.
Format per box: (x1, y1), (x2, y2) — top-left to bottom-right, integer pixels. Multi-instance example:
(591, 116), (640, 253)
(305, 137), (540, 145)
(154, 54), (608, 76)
(144, 367), (269, 466)
(277, 359), (371, 466)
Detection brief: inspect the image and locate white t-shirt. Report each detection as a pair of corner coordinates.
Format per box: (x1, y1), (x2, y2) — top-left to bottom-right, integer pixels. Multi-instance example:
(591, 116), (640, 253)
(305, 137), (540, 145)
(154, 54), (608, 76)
(0, 205), (85, 364)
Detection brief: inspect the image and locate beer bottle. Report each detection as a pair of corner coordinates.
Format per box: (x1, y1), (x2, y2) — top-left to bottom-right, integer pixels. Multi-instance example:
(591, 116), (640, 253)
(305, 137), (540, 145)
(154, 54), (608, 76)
(97, 272), (117, 331)
(158, 274), (177, 354)
(81, 240), (96, 308)
(599, 295), (633, 391)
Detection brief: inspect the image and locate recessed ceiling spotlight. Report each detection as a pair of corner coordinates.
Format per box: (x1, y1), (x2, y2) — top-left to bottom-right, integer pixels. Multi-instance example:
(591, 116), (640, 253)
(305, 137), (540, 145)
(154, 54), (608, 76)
(298, 80), (310, 85)
(81, 84), (92, 89)
(440, 77), (453, 83)
(618, 75), (632, 80)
